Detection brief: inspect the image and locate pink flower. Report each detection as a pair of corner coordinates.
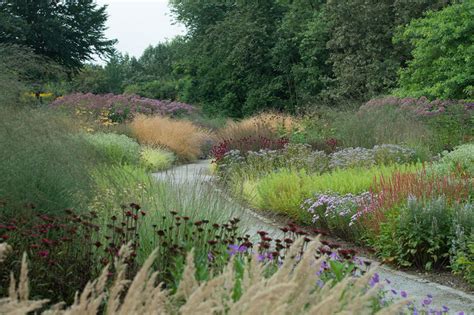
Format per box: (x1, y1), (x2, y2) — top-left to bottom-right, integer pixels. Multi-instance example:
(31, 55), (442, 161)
(38, 250), (49, 258)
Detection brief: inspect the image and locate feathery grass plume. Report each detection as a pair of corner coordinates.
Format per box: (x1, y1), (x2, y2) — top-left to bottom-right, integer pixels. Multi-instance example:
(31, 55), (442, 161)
(130, 114), (213, 161)
(174, 249), (198, 302)
(0, 240), (407, 315)
(218, 112), (300, 142)
(0, 250), (48, 314)
(0, 243), (12, 263)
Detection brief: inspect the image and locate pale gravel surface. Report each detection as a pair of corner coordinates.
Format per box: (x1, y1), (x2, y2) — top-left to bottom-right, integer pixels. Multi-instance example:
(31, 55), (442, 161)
(153, 160), (474, 314)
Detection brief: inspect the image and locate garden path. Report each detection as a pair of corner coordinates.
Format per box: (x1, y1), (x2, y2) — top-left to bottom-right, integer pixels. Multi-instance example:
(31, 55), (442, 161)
(153, 160), (474, 314)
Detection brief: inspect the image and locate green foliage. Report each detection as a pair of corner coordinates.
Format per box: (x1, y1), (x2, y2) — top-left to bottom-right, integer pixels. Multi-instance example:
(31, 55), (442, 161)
(0, 44), (64, 105)
(0, 107), (98, 215)
(309, 164), (420, 195)
(249, 164), (419, 220)
(140, 147), (175, 171)
(372, 197), (473, 271)
(83, 132), (141, 166)
(395, 1), (474, 99)
(91, 164), (248, 287)
(0, 0), (116, 71)
(333, 105), (432, 152)
(254, 170), (315, 220)
(432, 143), (474, 177)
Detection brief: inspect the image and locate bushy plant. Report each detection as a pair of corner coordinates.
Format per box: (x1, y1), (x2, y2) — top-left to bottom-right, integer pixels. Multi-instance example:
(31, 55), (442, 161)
(139, 147), (175, 171)
(83, 132), (141, 165)
(355, 170), (472, 236)
(310, 164), (421, 195)
(431, 143), (474, 177)
(302, 192), (371, 240)
(0, 107), (98, 215)
(372, 197), (473, 271)
(216, 144), (329, 181)
(244, 164), (420, 220)
(130, 115), (212, 162)
(254, 170), (315, 220)
(329, 147), (375, 169)
(372, 144), (416, 165)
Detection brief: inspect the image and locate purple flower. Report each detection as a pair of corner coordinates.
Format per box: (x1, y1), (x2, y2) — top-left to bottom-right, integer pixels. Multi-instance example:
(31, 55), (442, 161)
(401, 290), (408, 298)
(228, 244), (248, 256)
(369, 273), (380, 287)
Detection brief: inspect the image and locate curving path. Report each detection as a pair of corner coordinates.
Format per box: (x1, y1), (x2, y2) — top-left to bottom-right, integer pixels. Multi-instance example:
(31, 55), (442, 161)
(153, 160), (474, 314)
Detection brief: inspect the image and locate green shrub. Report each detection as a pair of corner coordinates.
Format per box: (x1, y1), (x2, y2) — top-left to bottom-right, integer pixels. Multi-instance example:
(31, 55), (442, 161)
(372, 197), (473, 271)
(431, 143), (474, 177)
(140, 147), (175, 171)
(0, 107), (98, 215)
(83, 132), (141, 165)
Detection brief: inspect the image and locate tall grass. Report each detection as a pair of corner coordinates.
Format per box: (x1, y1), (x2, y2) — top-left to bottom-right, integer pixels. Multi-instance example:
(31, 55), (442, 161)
(130, 115), (212, 161)
(217, 112), (299, 142)
(91, 165), (250, 282)
(0, 239), (405, 314)
(0, 107), (98, 215)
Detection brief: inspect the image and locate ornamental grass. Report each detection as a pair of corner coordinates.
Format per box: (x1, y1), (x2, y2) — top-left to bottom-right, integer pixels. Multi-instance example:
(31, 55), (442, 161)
(0, 238), (408, 315)
(130, 115), (213, 162)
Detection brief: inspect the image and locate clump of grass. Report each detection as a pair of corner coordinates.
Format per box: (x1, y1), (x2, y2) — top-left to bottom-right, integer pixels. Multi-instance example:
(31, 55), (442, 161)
(130, 115), (212, 162)
(0, 107), (98, 215)
(0, 239), (406, 314)
(139, 147), (175, 171)
(83, 132), (141, 165)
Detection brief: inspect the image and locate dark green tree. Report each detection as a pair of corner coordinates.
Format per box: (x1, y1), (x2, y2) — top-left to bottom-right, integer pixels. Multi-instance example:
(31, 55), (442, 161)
(0, 0), (116, 71)
(323, 0), (449, 103)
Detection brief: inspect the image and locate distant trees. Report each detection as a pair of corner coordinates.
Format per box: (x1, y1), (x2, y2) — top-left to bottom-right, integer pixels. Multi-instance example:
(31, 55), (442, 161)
(19, 0), (467, 117)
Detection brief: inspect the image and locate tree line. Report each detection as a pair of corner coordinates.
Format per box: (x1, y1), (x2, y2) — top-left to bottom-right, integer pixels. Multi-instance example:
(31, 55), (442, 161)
(1, 0), (472, 116)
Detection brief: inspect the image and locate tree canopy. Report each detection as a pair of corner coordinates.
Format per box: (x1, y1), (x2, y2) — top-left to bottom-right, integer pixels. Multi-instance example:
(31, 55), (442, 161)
(0, 0), (116, 71)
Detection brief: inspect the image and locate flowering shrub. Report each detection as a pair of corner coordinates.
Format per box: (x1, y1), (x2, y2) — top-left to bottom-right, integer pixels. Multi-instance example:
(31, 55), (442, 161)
(373, 144), (416, 165)
(329, 147), (375, 169)
(302, 192), (371, 240)
(83, 132), (141, 165)
(329, 145), (416, 169)
(50, 93), (196, 125)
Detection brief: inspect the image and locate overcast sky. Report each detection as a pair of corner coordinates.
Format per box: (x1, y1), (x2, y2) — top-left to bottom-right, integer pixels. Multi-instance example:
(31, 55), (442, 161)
(95, 0), (186, 60)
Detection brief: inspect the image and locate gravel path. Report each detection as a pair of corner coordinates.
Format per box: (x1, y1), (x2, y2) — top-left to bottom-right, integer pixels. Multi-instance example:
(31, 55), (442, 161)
(153, 160), (474, 314)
